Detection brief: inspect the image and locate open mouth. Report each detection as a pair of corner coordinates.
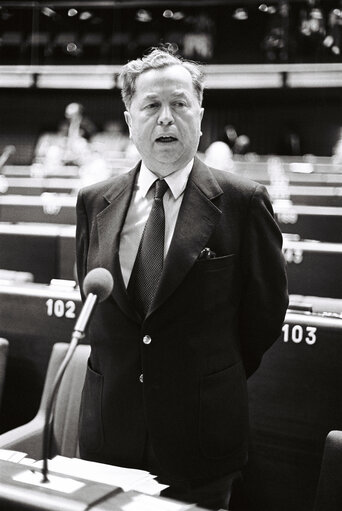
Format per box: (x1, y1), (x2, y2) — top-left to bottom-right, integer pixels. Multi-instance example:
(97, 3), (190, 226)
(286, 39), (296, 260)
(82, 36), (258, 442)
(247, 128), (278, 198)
(155, 136), (178, 143)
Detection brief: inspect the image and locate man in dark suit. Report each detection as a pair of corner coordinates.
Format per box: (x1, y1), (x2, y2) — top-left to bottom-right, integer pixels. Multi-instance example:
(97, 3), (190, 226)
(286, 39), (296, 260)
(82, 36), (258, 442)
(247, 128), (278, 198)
(76, 46), (288, 510)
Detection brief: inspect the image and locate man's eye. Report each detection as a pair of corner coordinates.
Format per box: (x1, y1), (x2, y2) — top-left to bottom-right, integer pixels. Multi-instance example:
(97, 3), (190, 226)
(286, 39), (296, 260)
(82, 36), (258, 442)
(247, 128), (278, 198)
(145, 103), (158, 109)
(174, 102), (186, 108)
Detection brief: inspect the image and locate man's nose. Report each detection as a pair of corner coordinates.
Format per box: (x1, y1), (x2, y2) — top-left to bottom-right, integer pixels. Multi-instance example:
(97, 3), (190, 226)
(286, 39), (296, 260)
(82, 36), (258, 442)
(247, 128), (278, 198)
(158, 105), (174, 125)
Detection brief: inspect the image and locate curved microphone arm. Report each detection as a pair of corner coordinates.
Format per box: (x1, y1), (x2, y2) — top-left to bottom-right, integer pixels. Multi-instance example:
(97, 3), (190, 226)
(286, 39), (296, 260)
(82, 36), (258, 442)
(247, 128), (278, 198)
(39, 268), (113, 483)
(41, 330), (85, 483)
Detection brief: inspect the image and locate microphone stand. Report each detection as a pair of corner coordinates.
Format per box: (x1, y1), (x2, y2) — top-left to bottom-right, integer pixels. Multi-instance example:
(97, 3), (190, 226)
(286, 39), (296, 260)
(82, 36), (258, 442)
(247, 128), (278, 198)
(41, 292), (98, 483)
(0, 145), (15, 172)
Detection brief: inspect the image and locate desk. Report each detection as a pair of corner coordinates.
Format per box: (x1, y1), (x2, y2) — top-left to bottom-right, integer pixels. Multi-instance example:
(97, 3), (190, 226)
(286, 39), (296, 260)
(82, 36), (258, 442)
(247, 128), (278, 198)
(0, 223), (76, 283)
(0, 195), (76, 224)
(275, 204), (342, 243)
(3, 165), (80, 178)
(235, 160), (342, 187)
(285, 185), (342, 207)
(283, 239), (342, 298)
(3, 177), (80, 196)
(246, 310), (342, 511)
(0, 458), (208, 511)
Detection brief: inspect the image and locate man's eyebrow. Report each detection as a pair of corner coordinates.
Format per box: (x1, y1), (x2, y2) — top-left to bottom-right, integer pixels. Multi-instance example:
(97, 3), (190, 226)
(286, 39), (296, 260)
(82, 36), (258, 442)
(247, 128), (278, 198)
(142, 93), (159, 100)
(171, 90), (189, 98)
(140, 90), (190, 102)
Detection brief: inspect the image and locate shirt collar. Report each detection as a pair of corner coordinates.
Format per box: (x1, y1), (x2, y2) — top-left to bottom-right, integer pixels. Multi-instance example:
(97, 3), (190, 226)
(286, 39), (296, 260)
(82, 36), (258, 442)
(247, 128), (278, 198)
(138, 159), (194, 200)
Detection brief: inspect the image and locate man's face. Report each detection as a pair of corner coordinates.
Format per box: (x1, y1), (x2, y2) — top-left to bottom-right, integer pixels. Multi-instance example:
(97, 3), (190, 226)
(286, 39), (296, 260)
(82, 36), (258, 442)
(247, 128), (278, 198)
(124, 64), (204, 177)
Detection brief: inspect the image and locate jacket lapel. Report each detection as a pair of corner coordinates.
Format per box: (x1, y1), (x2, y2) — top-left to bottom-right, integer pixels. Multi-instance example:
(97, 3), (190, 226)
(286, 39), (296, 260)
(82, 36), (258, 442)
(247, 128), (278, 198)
(148, 158), (223, 317)
(96, 163), (141, 323)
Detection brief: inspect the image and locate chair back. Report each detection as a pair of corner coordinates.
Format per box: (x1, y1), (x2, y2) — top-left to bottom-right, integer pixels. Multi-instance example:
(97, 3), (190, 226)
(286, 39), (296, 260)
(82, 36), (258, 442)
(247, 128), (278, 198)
(314, 430), (342, 511)
(0, 338), (9, 410)
(52, 343), (90, 458)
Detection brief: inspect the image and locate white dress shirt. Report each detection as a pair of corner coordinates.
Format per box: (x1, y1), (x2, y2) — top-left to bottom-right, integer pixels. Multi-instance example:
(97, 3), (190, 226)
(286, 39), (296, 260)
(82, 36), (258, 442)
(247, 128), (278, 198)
(119, 160), (194, 288)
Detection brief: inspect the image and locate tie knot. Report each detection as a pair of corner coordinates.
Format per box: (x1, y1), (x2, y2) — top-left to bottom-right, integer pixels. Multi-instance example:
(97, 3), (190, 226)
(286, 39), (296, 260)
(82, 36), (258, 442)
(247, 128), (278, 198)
(154, 179), (168, 200)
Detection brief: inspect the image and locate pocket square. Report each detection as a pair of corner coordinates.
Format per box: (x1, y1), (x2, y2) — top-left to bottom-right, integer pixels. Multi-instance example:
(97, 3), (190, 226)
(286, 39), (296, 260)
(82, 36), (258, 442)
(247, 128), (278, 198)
(199, 247), (217, 260)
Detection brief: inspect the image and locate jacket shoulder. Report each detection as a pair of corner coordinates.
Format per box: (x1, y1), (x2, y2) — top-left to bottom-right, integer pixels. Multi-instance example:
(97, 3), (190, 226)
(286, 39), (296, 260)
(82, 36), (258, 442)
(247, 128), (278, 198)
(78, 163), (138, 205)
(79, 175), (122, 201)
(213, 166), (260, 190)
(208, 166), (266, 201)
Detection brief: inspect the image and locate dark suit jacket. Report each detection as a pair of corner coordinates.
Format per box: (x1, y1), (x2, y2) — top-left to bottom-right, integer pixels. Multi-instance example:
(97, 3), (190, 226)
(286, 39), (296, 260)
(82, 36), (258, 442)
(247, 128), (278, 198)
(76, 156), (288, 481)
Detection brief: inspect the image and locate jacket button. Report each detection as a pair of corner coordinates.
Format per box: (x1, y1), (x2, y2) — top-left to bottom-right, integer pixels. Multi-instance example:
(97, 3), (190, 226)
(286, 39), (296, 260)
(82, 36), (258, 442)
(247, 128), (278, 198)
(139, 373), (144, 383)
(143, 335), (151, 345)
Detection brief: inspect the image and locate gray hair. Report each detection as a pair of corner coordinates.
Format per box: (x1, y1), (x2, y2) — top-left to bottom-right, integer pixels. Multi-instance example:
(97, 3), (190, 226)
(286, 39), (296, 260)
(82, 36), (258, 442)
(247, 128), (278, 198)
(120, 46), (205, 110)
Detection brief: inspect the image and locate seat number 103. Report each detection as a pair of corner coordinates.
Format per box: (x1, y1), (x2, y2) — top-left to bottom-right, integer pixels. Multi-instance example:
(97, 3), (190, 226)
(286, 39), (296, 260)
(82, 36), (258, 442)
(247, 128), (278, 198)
(46, 298), (76, 319)
(282, 324), (317, 345)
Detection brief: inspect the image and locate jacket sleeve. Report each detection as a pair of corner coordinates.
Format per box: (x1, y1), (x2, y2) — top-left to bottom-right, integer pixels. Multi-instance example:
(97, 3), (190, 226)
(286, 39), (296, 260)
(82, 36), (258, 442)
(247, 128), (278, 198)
(76, 189), (89, 302)
(239, 185), (288, 378)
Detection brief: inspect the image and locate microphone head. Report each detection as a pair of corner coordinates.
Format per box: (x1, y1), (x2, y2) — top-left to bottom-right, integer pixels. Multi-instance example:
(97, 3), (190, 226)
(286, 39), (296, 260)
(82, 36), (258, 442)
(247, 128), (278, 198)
(83, 268), (113, 303)
(6, 145), (16, 155)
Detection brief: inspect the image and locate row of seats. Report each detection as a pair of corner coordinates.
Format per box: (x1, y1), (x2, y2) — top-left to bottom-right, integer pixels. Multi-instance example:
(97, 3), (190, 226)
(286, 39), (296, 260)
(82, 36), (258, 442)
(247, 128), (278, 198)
(1, 195), (342, 242)
(3, 176), (342, 207)
(1, 224), (341, 298)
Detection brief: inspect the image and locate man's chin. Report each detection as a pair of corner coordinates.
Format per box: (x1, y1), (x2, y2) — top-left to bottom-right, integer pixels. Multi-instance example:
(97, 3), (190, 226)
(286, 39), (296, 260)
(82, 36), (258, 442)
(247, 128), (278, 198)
(141, 151), (193, 176)
(147, 156), (183, 175)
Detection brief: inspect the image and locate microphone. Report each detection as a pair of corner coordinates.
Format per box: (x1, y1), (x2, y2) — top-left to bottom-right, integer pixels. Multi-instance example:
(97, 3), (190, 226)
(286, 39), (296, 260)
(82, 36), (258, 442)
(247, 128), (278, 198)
(0, 145), (16, 171)
(74, 267), (114, 336)
(41, 268), (113, 483)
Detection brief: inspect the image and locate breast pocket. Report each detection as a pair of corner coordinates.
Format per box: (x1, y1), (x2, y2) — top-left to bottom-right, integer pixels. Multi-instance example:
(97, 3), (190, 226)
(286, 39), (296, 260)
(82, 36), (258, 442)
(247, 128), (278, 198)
(195, 254), (237, 311)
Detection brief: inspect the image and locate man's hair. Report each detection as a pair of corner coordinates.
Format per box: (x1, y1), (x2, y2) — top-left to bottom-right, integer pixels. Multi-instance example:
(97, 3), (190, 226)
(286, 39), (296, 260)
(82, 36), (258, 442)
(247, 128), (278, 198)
(120, 45), (205, 110)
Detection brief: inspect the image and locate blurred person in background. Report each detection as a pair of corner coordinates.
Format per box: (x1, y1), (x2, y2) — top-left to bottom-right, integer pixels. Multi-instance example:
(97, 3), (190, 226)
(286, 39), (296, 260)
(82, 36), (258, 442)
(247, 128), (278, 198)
(224, 125), (251, 156)
(33, 102), (96, 172)
(204, 140), (235, 171)
(90, 120), (130, 156)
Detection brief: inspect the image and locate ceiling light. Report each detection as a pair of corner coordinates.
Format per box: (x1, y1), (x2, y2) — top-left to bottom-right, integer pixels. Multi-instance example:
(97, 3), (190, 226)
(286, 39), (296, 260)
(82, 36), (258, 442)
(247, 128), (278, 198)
(163, 10), (174, 19)
(66, 42), (82, 56)
(41, 7), (56, 18)
(233, 8), (248, 21)
(136, 9), (152, 22)
(79, 11), (93, 21)
(259, 4), (276, 14)
(68, 9), (78, 17)
(173, 11), (185, 21)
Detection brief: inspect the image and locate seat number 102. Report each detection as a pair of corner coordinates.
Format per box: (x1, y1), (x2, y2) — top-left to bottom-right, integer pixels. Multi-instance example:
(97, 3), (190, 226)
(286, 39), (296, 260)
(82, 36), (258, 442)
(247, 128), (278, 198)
(46, 298), (76, 319)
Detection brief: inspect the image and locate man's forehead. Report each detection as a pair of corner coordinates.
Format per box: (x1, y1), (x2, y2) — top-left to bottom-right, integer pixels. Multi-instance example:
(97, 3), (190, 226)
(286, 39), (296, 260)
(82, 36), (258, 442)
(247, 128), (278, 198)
(140, 89), (190, 99)
(136, 65), (192, 86)
(134, 67), (194, 99)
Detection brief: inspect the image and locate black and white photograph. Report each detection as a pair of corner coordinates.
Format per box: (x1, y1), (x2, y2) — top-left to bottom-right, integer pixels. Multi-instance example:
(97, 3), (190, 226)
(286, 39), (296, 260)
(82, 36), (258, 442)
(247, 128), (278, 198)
(0, 1), (341, 510)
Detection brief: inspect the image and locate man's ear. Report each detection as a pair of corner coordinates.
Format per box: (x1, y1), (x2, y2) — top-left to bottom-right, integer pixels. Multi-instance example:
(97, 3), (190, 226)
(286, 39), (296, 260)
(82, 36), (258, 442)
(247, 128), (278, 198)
(199, 107), (204, 135)
(124, 111), (132, 138)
